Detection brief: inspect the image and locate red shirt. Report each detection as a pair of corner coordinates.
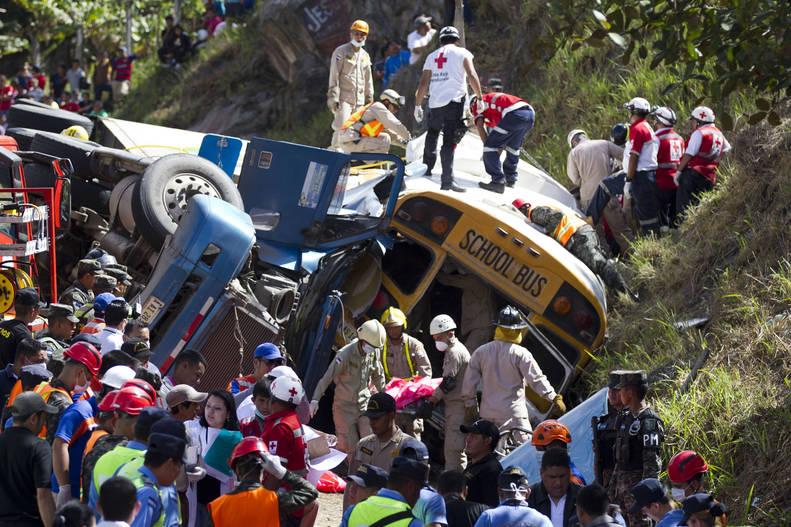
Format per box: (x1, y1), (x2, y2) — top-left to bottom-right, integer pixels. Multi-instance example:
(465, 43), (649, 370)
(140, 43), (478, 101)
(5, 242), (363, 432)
(260, 408), (307, 473)
(62, 102), (81, 113)
(240, 415), (265, 438)
(0, 85), (15, 111)
(35, 74), (47, 91)
(472, 92), (528, 129)
(623, 118), (658, 172)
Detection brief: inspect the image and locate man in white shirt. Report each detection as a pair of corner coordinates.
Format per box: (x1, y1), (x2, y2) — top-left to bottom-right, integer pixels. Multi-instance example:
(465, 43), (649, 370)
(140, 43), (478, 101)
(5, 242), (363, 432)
(97, 476), (140, 527)
(414, 26), (482, 192)
(407, 15), (436, 65)
(97, 299), (128, 354)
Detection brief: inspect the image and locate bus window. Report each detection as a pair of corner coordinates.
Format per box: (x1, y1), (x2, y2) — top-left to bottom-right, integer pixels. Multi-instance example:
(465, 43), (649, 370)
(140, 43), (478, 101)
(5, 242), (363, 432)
(521, 330), (569, 388)
(382, 239), (434, 296)
(536, 325), (581, 367)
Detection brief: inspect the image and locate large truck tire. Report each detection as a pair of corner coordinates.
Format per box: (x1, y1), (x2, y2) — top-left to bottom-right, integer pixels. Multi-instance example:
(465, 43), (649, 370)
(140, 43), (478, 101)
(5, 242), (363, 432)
(132, 154), (243, 248)
(7, 104), (94, 135)
(5, 128), (37, 150)
(30, 131), (100, 179)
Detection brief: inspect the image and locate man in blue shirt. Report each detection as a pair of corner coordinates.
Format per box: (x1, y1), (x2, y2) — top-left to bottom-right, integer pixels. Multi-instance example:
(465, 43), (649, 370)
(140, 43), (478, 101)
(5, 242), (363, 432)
(474, 466), (552, 527)
(398, 439), (447, 526)
(629, 478), (684, 527)
(383, 41), (411, 87)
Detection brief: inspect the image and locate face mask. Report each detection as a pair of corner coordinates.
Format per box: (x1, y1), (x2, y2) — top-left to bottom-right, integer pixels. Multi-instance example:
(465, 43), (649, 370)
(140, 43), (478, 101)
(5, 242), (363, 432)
(351, 38), (366, 48)
(73, 380), (91, 395)
(671, 487), (687, 502)
(361, 343), (377, 355)
(435, 340), (449, 352)
(255, 409), (268, 420)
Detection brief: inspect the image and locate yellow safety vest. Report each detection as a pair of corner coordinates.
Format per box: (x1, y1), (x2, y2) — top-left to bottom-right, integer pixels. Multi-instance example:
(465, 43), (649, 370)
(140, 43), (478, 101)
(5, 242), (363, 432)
(347, 495), (414, 527)
(529, 207), (587, 247)
(382, 338), (414, 380)
(341, 103), (385, 137)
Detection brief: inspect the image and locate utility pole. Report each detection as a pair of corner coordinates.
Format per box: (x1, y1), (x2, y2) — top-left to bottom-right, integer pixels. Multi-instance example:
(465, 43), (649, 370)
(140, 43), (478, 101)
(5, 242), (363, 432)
(454, 0), (466, 48)
(174, 0), (182, 24)
(125, 0), (133, 51)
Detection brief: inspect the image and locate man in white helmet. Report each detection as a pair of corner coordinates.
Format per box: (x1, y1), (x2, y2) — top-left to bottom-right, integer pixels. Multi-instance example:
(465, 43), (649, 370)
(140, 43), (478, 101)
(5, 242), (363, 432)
(622, 97), (660, 236)
(338, 89), (410, 154)
(261, 376), (308, 482)
(650, 106), (685, 228)
(676, 106), (730, 219)
(328, 20), (374, 151)
(415, 314), (469, 471)
(310, 320), (386, 453)
(379, 307), (431, 440)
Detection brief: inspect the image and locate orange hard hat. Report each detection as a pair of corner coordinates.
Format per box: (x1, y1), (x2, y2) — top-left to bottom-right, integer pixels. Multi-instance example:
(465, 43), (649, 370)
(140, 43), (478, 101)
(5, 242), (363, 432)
(531, 419), (572, 446)
(351, 19), (369, 35)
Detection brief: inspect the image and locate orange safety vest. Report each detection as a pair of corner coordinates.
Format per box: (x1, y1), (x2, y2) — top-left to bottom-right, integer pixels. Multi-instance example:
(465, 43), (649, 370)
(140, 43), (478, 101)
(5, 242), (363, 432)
(341, 103), (385, 137)
(208, 487), (280, 527)
(80, 318), (105, 335)
(529, 206), (588, 247)
(84, 429), (109, 455)
(33, 381), (70, 438)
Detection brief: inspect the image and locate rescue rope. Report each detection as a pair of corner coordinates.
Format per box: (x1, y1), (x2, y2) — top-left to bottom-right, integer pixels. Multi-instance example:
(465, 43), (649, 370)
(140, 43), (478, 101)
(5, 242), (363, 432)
(232, 304), (246, 378)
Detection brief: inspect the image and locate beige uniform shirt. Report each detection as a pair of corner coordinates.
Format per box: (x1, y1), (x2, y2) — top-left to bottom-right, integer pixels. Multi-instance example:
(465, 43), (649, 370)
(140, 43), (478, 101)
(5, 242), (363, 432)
(382, 334), (432, 380)
(431, 340), (470, 404)
(566, 139), (625, 207)
(462, 340), (556, 420)
(349, 102), (409, 144)
(327, 42), (374, 108)
(348, 427), (413, 474)
(312, 339), (385, 412)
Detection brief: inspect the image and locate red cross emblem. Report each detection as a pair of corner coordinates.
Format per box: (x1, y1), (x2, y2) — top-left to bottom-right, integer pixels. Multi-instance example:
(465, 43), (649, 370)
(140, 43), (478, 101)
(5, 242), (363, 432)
(289, 387), (298, 397)
(435, 52), (447, 69)
(714, 137), (722, 148)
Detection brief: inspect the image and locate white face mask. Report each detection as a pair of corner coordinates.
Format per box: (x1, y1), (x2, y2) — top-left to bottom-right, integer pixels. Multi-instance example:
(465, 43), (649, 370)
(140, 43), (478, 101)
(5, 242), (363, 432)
(361, 343), (378, 355)
(351, 38), (366, 48)
(435, 340), (449, 352)
(671, 487), (687, 502)
(73, 380), (91, 395)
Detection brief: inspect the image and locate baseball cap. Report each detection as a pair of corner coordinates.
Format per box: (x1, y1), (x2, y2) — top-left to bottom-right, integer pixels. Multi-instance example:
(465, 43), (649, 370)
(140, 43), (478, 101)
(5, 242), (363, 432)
(615, 370), (647, 388)
(41, 303), (79, 323)
(148, 417), (187, 460)
(20, 363), (52, 387)
(629, 478), (667, 513)
(15, 287), (44, 308)
(487, 77), (503, 89)
(460, 419), (500, 445)
(348, 463), (388, 489)
(498, 466), (529, 489)
(121, 338), (152, 360)
(362, 392), (396, 418)
(94, 292), (119, 313)
(254, 342), (283, 360)
(71, 332), (102, 348)
(679, 493), (726, 526)
(398, 439), (429, 463)
(11, 391), (58, 417)
(165, 384), (208, 409)
(390, 455), (428, 483)
(134, 407), (170, 439)
(414, 15), (432, 26)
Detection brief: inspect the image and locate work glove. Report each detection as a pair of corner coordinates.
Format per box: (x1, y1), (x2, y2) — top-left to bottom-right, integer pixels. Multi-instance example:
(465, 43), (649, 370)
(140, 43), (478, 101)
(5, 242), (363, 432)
(673, 171), (681, 187)
(550, 394), (566, 417)
(475, 98), (485, 115)
(56, 484), (72, 508)
(309, 400), (320, 418)
(414, 106), (424, 123)
(185, 464), (207, 482)
(623, 181), (632, 197)
(262, 452), (288, 480)
(463, 404), (479, 425)
(327, 99), (339, 113)
(415, 400), (434, 419)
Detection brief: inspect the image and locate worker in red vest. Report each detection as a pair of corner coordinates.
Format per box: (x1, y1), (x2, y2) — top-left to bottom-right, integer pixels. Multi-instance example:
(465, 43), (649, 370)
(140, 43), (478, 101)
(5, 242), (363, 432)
(676, 106), (731, 219)
(339, 89), (410, 154)
(650, 106), (685, 228)
(261, 376), (308, 480)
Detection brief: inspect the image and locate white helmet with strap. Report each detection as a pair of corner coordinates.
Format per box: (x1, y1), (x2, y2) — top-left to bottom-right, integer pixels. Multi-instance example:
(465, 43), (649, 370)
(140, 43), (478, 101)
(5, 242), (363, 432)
(429, 314), (456, 335)
(651, 106), (677, 126)
(380, 89), (405, 107)
(357, 319), (386, 348)
(270, 375), (305, 405)
(689, 106), (715, 124)
(567, 129), (586, 148)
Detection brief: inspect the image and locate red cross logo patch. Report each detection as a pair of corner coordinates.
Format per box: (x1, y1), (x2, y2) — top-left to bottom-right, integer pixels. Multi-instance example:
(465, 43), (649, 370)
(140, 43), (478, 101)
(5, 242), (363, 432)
(435, 52), (448, 69)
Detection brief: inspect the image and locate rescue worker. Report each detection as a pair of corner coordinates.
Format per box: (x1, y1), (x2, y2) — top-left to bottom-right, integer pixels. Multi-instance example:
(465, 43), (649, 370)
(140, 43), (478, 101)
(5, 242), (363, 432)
(309, 319), (387, 454)
(0, 287), (42, 368)
(0, 338), (47, 406)
(628, 478), (683, 527)
(513, 200), (634, 298)
(36, 303), (78, 366)
(531, 419), (586, 485)
(80, 293), (117, 336)
(471, 91), (536, 193)
(592, 371), (625, 495)
(59, 259), (101, 310)
(226, 342), (284, 396)
(461, 306), (565, 446)
(622, 97), (660, 236)
(206, 437), (318, 527)
(611, 370), (664, 527)
(339, 89), (410, 154)
(414, 26), (483, 192)
(566, 129), (634, 254)
(327, 20), (374, 151)
(379, 307), (431, 439)
(0, 363), (51, 431)
(396, 439), (448, 527)
(675, 106), (731, 219)
(473, 466), (553, 527)
(74, 276), (118, 329)
(486, 77), (504, 93)
(415, 314), (469, 471)
(678, 493), (726, 527)
(346, 463), (389, 507)
(667, 450), (709, 501)
(260, 375), (308, 480)
(650, 106), (685, 228)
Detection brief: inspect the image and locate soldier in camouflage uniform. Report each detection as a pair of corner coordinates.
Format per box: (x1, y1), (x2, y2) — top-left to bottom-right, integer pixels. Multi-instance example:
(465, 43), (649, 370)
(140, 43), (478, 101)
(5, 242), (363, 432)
(36, 304), (78, 374)
(74, 274), (117, 330)
(59, 259), (101, 309)
(611, 370), (664, 527)
(592, 370), (626, 496)
(513, 200), (634, 298)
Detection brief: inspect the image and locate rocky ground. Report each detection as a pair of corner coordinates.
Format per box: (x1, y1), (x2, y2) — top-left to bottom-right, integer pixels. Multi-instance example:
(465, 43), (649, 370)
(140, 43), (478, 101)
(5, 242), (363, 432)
(315, 491), (343, 527)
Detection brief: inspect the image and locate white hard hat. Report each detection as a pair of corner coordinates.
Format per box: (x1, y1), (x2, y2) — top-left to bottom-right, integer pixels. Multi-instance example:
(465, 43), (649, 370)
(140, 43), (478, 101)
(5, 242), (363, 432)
(651, 106), (677, 126)
(197, 29), (209, 41)
(689, 106), (715, 124)
(357, 319), (386, 348)
(380, 89), (405, 107)
(268, 365), (300, 381)
(567, 129), (586, 148)
(429, 314), (456, 335)
(270, 375), (305, 405)
(101, 365), (136, 389)
(439, 26), (460, 42)
(624, 97), (651, 114)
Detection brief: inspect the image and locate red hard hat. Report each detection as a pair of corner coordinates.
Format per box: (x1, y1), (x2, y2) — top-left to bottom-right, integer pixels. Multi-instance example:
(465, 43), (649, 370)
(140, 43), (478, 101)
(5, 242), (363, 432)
(512, 199), (530, 211)
(122, 378), (158, 405)
(64, 342), (102, 376)
(230, 436), (269, 469)
(668, 450), (709, 483)
(98, 390), (120, 412)
(531, 419), (572, 446)
(113, 386), (155, 415)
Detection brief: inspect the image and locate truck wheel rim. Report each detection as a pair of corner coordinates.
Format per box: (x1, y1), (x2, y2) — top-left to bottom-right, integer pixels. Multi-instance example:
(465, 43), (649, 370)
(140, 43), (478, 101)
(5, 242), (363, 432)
(162, 172), (222, 222)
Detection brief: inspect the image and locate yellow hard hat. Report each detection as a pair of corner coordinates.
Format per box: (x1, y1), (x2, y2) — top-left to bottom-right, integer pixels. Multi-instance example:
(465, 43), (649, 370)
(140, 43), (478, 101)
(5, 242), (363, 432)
(62, 125), (89, 140)
(351, 19), (369, 35)
(380, 306), (406, 328)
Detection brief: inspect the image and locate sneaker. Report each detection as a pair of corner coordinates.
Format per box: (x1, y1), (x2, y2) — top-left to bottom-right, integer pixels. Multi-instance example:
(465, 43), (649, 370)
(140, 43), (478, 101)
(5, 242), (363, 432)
(424, 171), (435, 178)
(478, 181), (505, 194)
(440, 183), (467, 192)
(505, 180), (516, 188)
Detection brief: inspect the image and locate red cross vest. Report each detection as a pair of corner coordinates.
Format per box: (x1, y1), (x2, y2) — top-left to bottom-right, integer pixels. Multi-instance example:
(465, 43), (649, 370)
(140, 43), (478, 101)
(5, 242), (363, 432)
(687, 124), (726, 184)
(655, 128), (685, 189)
(341, 103), (385, 137)
(473, 92), (529, 128)
(261, 408), (308, 474)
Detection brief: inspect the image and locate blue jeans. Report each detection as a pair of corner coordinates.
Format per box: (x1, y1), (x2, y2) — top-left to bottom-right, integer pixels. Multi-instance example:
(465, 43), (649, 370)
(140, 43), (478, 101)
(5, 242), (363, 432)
(631, 170), (660, 235)
(482, 107), (535, 183)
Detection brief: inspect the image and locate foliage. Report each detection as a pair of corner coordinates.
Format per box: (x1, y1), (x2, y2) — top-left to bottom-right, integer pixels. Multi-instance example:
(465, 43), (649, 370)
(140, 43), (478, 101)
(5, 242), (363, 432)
(535, 0), (791, 128)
